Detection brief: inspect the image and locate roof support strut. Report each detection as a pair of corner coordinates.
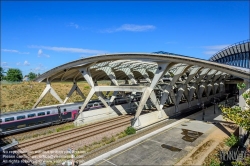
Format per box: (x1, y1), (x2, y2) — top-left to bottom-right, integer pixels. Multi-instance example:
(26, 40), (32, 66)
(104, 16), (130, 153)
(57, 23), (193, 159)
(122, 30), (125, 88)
(32, 80), (63, 109)
(63, 82), (85, 104)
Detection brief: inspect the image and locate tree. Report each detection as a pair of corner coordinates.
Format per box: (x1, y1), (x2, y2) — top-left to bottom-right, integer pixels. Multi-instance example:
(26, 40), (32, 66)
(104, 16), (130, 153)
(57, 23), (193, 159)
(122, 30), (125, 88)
(28, 72), (37, 81)
(0, 67), (6, 81)
(220, 83), (250, 131)
(5, 68), (23, 82)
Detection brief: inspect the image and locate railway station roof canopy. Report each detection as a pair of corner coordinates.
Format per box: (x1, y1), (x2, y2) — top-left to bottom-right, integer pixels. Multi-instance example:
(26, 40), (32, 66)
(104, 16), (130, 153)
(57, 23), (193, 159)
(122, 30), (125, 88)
(35, 53), (250, 83)
(209, 39), (250, 69)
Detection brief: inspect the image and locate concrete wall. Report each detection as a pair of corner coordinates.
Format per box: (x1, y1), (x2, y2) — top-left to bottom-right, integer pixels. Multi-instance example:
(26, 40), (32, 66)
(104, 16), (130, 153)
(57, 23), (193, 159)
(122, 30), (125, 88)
(133, 111), (163, 128)
(178, 103), (188, 112)
(164, 106), (175, 117)
(74, 102), (136, 126)
(190, 99), (199, 107)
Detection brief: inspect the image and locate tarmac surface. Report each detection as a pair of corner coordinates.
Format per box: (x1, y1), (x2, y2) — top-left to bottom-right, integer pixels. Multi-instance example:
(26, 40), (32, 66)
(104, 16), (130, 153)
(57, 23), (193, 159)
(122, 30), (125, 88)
(83, 103), (227, 166)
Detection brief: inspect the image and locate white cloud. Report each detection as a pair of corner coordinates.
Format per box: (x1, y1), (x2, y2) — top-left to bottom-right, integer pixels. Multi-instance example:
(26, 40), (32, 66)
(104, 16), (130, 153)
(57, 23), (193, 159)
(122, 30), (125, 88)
(38, 49), (43, 55)
(24, 60), (30, 66)
(30, 64), (47, 73)
(68, 22), (79, 29)
(203, 51), (218, 55)
(29, 45), (105, 54)
(102, 24), (156, 33)
(2, 62), (8, 66)
(37, 49), (50, 58)
(1, 49), (29, 54)
(202, 44), (230, 55)
(1, 62), (10, 69)
(16, 62), (21, 66)
(202, 45), (229, 50)
(165, 41), (177, 44)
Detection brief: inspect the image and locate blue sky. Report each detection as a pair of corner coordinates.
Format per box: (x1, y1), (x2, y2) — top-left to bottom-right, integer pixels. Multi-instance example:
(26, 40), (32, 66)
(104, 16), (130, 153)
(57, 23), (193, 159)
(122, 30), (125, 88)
(1, 1), (249, 76)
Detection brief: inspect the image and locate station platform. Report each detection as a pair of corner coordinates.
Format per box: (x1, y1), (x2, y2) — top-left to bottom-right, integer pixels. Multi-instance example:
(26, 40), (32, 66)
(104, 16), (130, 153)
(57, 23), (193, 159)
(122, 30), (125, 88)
(81, 103), (230, 165)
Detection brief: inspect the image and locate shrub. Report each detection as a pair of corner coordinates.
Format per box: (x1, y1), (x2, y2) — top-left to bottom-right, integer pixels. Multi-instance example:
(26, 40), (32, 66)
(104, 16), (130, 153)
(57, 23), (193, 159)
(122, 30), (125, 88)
(225, 134), (239, 147)
(84, 86), (90, 90)
(124, 126), (136, 135)
(208, 158), (221, 166)
(237, 83), (246, 90)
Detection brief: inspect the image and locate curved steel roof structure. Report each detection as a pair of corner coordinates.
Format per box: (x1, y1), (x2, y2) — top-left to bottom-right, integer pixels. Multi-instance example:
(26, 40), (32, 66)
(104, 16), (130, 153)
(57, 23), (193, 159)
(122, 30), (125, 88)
(33, 53), (250, 125)
(35, 53), (250, 83)
(209, 39), (250, 69)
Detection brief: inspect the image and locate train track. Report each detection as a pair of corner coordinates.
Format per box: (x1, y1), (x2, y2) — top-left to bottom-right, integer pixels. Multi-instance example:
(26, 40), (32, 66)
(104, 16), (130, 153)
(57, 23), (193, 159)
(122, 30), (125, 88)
(18, 114), (131, 148)
(17, 115), (132, 156)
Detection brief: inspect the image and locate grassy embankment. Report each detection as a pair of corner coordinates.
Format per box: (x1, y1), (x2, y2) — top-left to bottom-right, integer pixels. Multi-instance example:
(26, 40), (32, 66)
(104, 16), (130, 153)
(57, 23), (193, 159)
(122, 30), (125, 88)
(0, 81), (110, 113)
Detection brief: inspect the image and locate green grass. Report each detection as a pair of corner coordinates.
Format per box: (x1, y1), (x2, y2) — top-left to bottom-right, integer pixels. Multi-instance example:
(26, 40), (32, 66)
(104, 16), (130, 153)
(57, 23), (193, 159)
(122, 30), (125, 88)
(224, 134), (239, 147)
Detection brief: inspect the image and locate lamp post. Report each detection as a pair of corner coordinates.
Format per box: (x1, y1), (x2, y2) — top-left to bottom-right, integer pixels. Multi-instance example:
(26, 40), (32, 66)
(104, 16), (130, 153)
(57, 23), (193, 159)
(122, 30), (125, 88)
(213, 99), (216, 114)
(201, 103), (205, 121)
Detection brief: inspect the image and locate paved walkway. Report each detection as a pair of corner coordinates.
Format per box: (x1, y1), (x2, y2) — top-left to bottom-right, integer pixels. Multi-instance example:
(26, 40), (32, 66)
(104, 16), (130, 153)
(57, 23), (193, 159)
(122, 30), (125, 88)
(82, 104), (227, 166)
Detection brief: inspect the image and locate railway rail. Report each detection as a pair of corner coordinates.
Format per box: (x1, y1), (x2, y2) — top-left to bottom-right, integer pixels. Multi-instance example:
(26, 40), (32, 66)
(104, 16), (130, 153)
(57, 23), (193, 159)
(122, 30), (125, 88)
(18, 115), (131, 148)
(17, 114), (132, 156)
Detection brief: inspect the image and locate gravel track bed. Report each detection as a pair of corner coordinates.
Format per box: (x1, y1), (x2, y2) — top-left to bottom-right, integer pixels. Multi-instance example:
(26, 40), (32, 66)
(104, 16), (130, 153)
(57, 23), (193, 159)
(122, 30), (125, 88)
(18, 115), (130, 147)
(6, 122), (73, 141)
(21, 117), (132, 152)
(7, 115), (130, 143)
(32, 124), (129, 165)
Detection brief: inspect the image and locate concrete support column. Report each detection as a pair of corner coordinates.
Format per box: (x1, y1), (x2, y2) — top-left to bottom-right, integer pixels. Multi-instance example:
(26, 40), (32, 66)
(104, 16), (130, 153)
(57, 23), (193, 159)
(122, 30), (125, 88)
(187, 85), (196, 107)
(213, 82), (219, 95)
(159, 84), (172, 109)
(198, 83), (206, 103)
(133, 63), (170, 126)
(176, 85), (185, 112)
(219, 81), (225, 94)
(206, 83), (213, 97)
(149, 91), (163, 118)
(78, 68), (110, 116)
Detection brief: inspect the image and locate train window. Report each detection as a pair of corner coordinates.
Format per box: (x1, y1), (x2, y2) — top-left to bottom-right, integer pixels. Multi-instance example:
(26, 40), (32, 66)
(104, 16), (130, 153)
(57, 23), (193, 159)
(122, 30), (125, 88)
(38, 112), (45, 116)
(28, 113), (36, 118)
(94, 103), (98, 106)
(79, 106), (81, 109)
(5, 117), (15, 122)
(17, 115), (26, 120)
(0, 119), (2, 123)
(47, 111), (50, 115)
(64, 109), (67, 112)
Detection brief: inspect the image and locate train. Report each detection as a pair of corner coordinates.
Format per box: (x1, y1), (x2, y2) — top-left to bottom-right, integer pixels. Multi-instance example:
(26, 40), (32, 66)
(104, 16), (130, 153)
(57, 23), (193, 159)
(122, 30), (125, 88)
(0, 91), (231, 136)
(0, 97), (130, 135)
